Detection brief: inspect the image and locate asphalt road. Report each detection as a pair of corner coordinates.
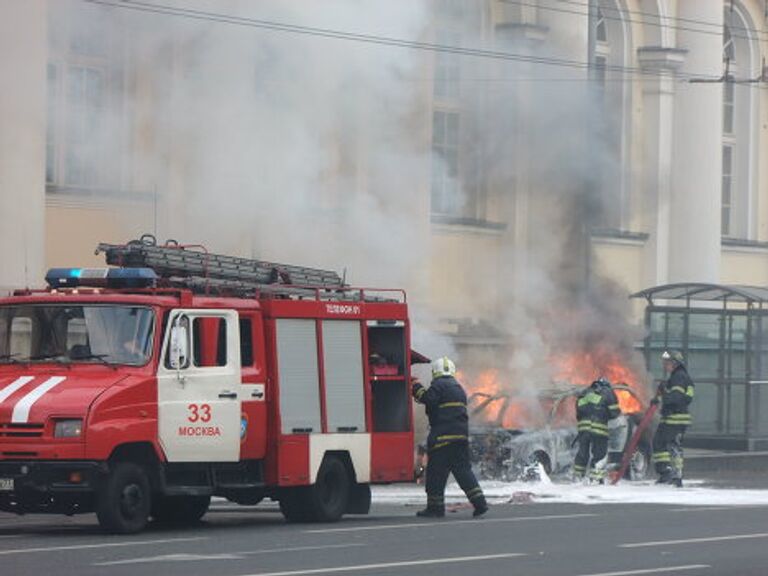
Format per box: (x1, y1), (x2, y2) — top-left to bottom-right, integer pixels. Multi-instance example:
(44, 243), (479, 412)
(2, 494), (768, 576)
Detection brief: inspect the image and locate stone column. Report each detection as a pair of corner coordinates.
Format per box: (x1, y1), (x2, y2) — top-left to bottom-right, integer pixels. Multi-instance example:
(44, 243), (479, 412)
(0, 1), (47, 292)
(638, 47), (686, 287)
(668, 1), (724, 283)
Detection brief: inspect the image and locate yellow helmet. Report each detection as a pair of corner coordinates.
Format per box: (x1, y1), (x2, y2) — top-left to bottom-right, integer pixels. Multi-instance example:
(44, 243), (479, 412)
(431, 356), (457, 378)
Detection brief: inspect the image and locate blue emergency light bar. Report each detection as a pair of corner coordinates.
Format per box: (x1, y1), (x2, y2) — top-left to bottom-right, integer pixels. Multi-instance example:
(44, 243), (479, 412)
(45, 268), (158, 289)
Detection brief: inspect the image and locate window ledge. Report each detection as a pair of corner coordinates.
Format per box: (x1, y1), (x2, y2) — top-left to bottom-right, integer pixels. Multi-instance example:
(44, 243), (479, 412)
(430, 214), (508, 234)
(722, 237), (768, 252)
(46, 184), (156, 205)
(495, 23), (549, 44)
(590, 228), (649, 245)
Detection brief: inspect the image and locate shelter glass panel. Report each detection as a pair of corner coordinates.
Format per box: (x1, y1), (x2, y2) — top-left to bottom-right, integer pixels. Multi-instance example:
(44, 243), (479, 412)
(689, 381), (719, 434)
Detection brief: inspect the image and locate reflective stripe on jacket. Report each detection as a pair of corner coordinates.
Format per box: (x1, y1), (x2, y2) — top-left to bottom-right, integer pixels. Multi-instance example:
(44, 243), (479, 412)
(412, 375), (469, 450)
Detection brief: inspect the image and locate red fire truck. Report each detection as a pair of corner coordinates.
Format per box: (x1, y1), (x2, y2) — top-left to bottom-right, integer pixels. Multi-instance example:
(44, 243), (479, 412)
(0, 236), (423, 533)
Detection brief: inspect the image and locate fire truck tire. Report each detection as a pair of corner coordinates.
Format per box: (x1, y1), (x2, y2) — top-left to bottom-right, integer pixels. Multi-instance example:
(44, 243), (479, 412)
(96, 462), (152, 534)
(279, 488), (312, 523)
(306, 455), (350, 522)
(151, 495), (211, 524)
(347, 483), (371, 515)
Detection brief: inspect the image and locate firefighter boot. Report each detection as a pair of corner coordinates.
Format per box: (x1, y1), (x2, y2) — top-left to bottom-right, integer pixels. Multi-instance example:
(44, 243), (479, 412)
(416, 506), (445, 518)
(472, 497), (489, 518)
(655, 468), (673, 485)
(417, 495), (445, 518)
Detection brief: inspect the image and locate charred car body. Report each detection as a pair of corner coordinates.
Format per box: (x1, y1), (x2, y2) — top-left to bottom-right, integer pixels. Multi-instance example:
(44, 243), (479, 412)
(468, 384), (653, 481)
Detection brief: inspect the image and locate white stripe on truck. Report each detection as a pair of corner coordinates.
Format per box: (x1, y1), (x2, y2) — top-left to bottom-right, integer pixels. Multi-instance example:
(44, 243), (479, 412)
(0, 376), (35, 404)
(12, 377), (66, 423)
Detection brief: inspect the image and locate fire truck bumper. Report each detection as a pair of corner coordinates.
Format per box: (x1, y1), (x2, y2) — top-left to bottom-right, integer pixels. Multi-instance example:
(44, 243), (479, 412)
(0, 461), (105, 515)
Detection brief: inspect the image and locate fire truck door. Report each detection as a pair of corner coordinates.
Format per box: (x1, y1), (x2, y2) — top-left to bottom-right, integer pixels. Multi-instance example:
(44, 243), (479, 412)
(157, 309), (242, 462)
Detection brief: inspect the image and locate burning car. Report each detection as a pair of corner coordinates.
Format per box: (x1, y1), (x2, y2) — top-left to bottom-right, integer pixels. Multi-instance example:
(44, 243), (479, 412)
(468, 384), (653, 482)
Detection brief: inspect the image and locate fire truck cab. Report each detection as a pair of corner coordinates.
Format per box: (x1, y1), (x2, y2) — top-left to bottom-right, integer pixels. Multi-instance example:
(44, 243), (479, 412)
(0, 238), (419, 533)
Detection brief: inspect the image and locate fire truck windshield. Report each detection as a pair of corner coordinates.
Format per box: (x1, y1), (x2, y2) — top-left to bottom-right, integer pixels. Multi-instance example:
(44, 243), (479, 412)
(0, 305), (154, 366)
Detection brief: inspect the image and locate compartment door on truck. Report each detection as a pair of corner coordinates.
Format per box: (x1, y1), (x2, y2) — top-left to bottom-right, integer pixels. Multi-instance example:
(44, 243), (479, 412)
(157, 309), (242, 462)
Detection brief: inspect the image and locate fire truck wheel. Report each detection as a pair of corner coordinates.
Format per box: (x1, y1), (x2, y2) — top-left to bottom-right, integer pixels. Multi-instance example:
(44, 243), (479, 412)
(279, 488), (312, 523)
(347, 483), (372, 515)
(151, 495), (211, 524)
(307, 455), (350, 522)
(96, 462), (152, 534)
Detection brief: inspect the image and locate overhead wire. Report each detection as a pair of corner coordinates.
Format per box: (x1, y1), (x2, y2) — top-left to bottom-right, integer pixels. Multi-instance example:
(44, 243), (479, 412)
(82, 0), (766, 89)
(501, 0), (768, 87)
(502, 0), (768, 42)
(82, 0), (719, 82)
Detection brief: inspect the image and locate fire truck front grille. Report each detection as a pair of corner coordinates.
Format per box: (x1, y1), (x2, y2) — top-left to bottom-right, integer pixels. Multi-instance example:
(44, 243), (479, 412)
(0, 423), (45, 438)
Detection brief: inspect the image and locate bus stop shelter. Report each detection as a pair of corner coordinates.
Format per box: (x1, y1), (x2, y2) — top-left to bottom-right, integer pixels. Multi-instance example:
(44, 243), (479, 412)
(632, 283), (768, 451)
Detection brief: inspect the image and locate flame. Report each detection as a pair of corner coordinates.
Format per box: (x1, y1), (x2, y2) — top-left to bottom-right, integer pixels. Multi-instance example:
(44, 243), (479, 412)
(460, 369), (537, 429)
(460, 350), (647, 429)
(552, 352), (645, 413)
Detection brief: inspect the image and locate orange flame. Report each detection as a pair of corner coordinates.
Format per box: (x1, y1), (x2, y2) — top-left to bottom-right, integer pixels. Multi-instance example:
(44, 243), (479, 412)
(459, 369), (539, 429)
(552, 352), (645, 413)
(460, 351), (647, 429)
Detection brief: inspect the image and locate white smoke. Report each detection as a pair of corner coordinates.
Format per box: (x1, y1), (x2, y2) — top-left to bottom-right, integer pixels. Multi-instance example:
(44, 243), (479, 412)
(50, 0), (647, 391)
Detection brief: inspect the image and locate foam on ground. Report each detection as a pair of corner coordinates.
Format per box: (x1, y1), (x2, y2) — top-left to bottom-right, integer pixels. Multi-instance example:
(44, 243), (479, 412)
(373, 477), (768, 508)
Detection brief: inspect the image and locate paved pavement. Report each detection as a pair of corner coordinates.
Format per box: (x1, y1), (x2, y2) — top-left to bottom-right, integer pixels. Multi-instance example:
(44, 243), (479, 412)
(2, 489), (768, 576)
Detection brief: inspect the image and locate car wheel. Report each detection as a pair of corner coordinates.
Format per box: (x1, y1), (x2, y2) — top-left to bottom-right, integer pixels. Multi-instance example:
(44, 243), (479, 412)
(626, 443), (651, 480)
(96, 462), (151, 534)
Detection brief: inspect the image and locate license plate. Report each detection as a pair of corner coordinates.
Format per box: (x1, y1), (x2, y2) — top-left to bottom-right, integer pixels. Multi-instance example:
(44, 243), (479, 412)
(0, 478), (14, 491)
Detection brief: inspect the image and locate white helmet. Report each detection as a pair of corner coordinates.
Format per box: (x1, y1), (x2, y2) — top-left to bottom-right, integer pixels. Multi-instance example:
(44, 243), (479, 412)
(431, 356), (457, 378)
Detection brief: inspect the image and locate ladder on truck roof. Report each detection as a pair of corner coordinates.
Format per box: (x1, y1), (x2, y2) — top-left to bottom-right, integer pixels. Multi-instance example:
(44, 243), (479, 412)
(96, 234), (350, 299)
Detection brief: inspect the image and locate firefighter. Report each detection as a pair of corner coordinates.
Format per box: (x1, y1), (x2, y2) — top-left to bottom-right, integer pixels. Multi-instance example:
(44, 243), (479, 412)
(573, 377), (621, 483)
(411, 357), (489, 518)
(653, 350), (694, 487)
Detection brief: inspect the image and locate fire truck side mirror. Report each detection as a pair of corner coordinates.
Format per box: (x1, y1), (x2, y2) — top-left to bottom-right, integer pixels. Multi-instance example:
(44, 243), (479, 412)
(169, 317), (190, 373)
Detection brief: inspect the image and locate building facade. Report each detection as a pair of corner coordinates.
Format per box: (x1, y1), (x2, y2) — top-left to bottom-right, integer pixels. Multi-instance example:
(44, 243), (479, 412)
(1, 0), (767, 356)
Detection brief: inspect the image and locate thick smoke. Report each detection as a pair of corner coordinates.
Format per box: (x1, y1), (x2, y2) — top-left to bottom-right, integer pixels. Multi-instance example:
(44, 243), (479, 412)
(453, 20), (650, 410)
(52, 1), (648, 403)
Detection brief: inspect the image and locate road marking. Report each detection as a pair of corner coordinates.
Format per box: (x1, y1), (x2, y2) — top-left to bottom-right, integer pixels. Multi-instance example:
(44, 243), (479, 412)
(669, 506), (768, 512)
(96, 553), (246, 565)
(620, 533), (768, 548)
(305, 513), (596, 534)
(0, 536), (207, 556)
(574, 566), (710, 576)
(94, 543), (367, 566)
(238, 553), (526, 576)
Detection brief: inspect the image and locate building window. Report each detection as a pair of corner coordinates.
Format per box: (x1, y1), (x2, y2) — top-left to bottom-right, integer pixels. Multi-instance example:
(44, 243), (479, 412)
(46, 63), (58, 184)
(64, 65), (106, 187)
(594, 55), (607, 89)
(723, 24), (735, 61)
(720, 3), (756, 240)
(434, 30), (461, 100)
(590, 0), (628, 231)
(46, 3), (121, 192)
(722, 145), (733, 236)
(431, 110), (461, 215)
(47, 60), (109, 189)
(723, 80), (735, 135)
(596, 6), (607, 42)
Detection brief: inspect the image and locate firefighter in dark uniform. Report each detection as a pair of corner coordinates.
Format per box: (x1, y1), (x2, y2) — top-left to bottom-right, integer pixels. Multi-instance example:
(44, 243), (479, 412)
(412, 357), (489, 518)
(573, 378), (621, 483)
(653, 350), (694, 487)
